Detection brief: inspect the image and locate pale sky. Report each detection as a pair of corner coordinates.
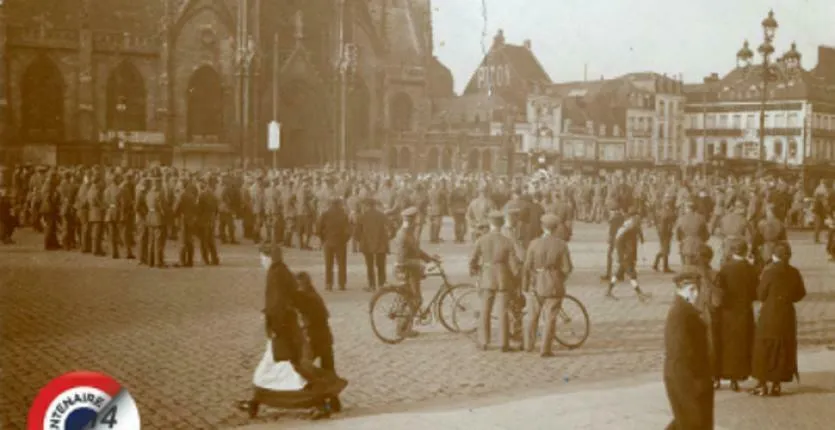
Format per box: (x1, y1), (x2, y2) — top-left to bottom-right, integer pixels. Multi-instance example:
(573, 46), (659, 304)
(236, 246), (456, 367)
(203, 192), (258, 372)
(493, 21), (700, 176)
(432, 0), (835, 93)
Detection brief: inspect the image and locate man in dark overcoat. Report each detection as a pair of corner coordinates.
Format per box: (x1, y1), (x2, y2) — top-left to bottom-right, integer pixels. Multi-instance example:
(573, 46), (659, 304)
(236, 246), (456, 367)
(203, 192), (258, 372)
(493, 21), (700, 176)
(653, 197), (677, 273)
(664, 272), (714, 429)
(714, 239), (758, 391)
(317, 197), (351, 291)
(354, 197), (389, 292)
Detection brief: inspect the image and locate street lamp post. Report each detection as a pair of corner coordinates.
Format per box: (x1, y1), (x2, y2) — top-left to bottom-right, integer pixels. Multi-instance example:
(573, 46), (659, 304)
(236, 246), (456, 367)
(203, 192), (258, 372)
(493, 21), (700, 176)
(116, 96), (127, 166)
(235, 34), (256, 167)
(735, 10), (801, 177)
(338, 43), (358, 171)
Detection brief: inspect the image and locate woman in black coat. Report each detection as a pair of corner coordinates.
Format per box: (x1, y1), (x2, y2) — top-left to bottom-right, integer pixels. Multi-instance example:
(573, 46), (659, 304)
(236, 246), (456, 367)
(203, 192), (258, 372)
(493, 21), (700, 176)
(714, 240), (759, 391)
(750, 241), (806, 396)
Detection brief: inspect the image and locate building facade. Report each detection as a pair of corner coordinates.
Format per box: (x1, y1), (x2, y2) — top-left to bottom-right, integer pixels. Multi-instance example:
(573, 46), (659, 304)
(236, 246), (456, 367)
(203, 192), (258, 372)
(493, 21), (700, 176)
(0, 0), (451, 169)
(683, 46), (835, 178)
(542, 73), (685, 172)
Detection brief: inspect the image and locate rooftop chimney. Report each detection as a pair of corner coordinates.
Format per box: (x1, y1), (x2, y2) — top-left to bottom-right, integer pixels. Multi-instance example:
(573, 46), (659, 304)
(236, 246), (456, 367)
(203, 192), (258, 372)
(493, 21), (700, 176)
(493, 29), (505, 46)
(523, 39), (531, 50)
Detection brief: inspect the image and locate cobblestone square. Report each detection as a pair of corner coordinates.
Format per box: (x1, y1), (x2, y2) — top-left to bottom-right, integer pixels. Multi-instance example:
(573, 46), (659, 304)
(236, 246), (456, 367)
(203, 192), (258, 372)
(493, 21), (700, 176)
(2, 221), (834, 429)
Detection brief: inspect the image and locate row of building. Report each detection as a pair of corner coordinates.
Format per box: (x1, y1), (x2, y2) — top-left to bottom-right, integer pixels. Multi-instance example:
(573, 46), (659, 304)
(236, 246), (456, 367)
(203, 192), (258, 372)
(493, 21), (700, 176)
(402, 29), (835, 179)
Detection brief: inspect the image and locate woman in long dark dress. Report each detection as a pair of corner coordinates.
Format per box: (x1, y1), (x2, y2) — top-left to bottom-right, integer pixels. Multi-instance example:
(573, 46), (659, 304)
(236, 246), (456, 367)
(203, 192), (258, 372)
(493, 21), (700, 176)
(714, 239), (758, 391)
(750, 241), (806, 396)
(237, 245), (347, 419)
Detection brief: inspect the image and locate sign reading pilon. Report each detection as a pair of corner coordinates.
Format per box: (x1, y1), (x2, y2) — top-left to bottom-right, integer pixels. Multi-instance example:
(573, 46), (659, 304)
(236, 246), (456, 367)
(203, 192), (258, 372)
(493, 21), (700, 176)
(476, 64), (512, 90)
(268, 121), (281, 151)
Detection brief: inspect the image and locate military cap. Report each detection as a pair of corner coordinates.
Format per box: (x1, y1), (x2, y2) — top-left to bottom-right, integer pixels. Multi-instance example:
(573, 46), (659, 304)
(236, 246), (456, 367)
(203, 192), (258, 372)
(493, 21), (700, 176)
(728, 238), (748, 256)
(401, 206), (419, 217)
(505, 206), (521, 215)
(541, 213), (560, 230)
(673, 271), (701, 287)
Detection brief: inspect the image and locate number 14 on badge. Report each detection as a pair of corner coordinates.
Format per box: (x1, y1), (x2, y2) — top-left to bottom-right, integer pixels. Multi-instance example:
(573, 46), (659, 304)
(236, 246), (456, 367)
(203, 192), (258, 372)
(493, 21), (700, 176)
(86, 393), (141, 430)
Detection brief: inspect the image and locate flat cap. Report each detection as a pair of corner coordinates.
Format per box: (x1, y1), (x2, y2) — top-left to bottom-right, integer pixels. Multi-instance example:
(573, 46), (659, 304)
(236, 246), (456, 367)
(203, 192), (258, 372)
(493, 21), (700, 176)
(673, 271), (701, 287)
(541, 213), (560, 229)
(401, 206), (419, 217)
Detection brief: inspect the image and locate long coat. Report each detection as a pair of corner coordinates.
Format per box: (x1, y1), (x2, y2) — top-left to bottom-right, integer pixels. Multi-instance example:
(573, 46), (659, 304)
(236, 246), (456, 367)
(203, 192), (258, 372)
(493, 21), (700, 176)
(714, 257), (759, 380)
(469, 230), (519, 291)
(264, 262), (302, 363)
(354, 207), (389, 254)
(664, 295), (714, 430)
(752, 261), (806, 383)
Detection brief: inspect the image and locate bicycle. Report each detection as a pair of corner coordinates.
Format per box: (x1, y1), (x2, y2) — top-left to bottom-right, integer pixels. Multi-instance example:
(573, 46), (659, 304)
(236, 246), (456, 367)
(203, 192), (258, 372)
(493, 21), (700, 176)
(369, 260), (475, 344)
(451, 289), (590, 349)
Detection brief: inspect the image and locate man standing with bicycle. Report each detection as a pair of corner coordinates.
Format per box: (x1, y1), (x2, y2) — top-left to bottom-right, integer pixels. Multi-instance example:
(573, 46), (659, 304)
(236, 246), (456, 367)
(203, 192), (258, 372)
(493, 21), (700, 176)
(392, 206), (439, 338)
(521, 213), (573, 357)
(469, 210), (520, 352)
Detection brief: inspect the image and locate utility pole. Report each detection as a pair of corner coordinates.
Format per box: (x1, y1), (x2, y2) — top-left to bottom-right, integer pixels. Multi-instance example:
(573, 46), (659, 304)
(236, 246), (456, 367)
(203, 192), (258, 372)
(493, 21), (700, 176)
(272, 31), (279, 170)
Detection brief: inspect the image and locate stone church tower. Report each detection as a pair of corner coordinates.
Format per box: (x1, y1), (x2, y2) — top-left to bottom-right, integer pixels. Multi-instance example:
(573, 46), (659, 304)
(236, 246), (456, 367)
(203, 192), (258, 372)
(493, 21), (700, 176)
(0, 0), (452, 168)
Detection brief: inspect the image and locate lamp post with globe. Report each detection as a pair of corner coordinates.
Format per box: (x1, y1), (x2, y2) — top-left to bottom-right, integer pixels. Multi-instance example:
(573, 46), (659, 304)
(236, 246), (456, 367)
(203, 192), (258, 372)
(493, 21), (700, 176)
(115, 96), (127, 166)
(735, 10), (802, 177)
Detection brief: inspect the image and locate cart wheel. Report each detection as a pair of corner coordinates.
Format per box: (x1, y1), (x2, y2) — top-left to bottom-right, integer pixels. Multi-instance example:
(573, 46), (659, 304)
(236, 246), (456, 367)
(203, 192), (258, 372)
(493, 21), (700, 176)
(437, 283), (476, 333)
(369, 287), (416, 344)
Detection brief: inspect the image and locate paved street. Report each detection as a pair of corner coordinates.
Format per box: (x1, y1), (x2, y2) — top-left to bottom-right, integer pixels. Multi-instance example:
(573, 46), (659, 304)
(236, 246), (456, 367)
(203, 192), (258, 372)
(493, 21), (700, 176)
(2, 220), (835, 429)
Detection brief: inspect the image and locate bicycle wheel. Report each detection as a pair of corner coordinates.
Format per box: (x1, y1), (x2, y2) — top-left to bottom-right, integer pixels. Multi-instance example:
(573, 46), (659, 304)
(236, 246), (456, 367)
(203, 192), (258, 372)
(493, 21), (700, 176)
(553, 294), (591, 349)
(369, 287), (416, 344)
(450, 288), (481, 334)
(436, 283), (476, 333)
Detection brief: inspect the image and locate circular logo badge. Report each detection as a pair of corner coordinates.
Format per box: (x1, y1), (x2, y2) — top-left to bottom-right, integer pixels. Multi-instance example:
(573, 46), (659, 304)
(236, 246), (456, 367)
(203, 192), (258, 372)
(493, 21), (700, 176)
(27, 371), (141, 430)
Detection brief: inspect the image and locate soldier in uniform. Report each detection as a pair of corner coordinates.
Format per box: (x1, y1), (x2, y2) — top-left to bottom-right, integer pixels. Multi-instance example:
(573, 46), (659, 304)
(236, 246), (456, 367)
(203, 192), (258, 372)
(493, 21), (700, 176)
(756, 204), (787, 269)
(120, 173), (137, 260)
(466, 184), (496, 243)
(392, 206), (439, 337)
(173, 177), (198, 267)
(216, 175), (238, 244)
(675, 200), (710, 268)
(40, 173), (62, 251)
(135, 177), (150, 265)
(75, 172), (91, 253)
(87, 172), (106, 256)
(718, 200), (751, 264)
(653, 196), (677, 273)
(427, 182), (446, 243)
(502, 206), (526, 342)
(58, 172), (79, 250)
(469, 210), (520, 352)
(196, 178), (220, 266)
(520, 213), (573, 357)
(296, 181), (315, 249)
(145, 177), (167, 268)
(263, 177), (283, 245)
(448, 181), (469, 243)
(103, 173), (123, 258)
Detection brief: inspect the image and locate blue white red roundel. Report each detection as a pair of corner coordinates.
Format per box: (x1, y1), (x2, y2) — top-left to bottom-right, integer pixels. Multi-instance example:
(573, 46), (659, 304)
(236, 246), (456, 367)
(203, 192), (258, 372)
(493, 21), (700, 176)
(27, 371), (141, 430)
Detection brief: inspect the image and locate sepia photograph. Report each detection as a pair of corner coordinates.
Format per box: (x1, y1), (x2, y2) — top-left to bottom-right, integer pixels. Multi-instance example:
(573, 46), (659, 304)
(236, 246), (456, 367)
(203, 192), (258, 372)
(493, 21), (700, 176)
(1, 0), (834, 428)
